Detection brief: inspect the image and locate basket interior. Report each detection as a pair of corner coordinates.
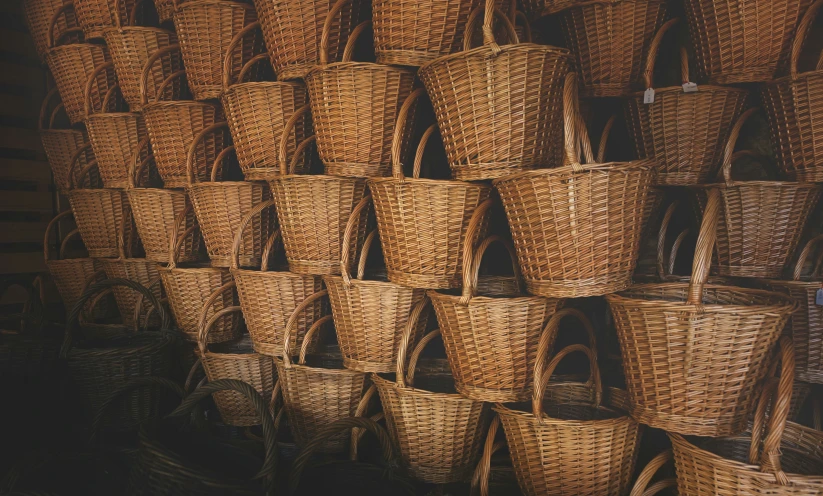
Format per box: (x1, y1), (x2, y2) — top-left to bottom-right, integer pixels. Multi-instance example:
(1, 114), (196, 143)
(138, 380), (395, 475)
(617, 283), (795, 307)
(698, 437), (823, 477)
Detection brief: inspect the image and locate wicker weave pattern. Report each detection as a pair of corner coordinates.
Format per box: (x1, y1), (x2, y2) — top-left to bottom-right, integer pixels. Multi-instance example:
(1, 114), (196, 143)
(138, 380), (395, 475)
(101, 259), (163, 329)
(68, 188), (135, 258)
(41, 129), (94, 194)
(86, 112), (148, 189)
(127, 188), (200, 264)
(23, 0), (81, 62)
(153, 0), (175, 23)
(162, 270), (238, 342)
(46, 43), (117, 124)
(73, 0), (142, 39)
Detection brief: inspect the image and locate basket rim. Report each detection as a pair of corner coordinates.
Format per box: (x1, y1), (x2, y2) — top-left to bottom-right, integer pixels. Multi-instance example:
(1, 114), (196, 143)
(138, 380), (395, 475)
(306, 61), (415, 79)
(419, 42), (572, 74)
(428, 289), (548, 305)
(274, 356), (365, 377)
(492, 159), (656, 186)
(40, 128), (86, 135)
(272, 174), (366, 185)
(547, 0), (667, 13)
(231, 267), (316, 280)
(766, 278), (822, 288)
(367, 176), (493, 191)
(65, 330), (173, 357)
(628, 84), (748, 97)
(189, 180), (267, 188)
(160, 265), (227, 275)
(690, 181), (822, 190)
(323, 274), (407, 291)
(605, 282), (798, 312)
(102, 25), (176, 36)
(46, 42), (105, 57)
(86, 111), (142, 120)
(223, 80), (306, 94)
(143, 100), (218, 111)
(371, 370), (481, 405)
(492, 402), (636, 428)
(765, 67), (823, 85)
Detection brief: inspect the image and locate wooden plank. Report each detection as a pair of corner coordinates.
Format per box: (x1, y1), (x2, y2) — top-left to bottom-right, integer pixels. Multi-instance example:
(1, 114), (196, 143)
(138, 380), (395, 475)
(0, 222), (49, 243)
(0, 252), (46, 274)
(0, 63), (43, 89)
(0, 159), (53, 182)
(0, 190), (53, 212)
(0, 94), (39, 121)
(0, 30), (40, 61)
(0, 127), (44, 153)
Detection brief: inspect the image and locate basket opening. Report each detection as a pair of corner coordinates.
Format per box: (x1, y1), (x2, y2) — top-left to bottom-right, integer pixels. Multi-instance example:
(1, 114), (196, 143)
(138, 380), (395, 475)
(698, 437), (823, 476)
(617, 284), (796, 307)
(209, 333), (255, 354)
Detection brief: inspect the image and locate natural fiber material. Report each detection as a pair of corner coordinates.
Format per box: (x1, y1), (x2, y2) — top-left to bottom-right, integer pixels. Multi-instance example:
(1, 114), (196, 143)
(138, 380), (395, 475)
(693, 109), (822, 279)
(253, 0), (366, 81)
(73, 0), (143, 39)
(152, 0), (174, 23)
(559, 0), (667, 97)
(101, 260), (162, 329)
(624, 18), (749, 186)
(418, 0), (572, 180)
(494, 344), (642, 496)
(684, 0), (813, 84)
(173, 0), (263, 101)
(39, 88), (97, 194)
(606, 188), (798, 436)
(762, 0), (823, 183)
(46, 42), (118, 125)
(324, 196), (428, 373)
(23, 0), (81, 62)
(494, 73), (655, 298)
(305, 8), (417, 178)
(368, 90), (492, 289)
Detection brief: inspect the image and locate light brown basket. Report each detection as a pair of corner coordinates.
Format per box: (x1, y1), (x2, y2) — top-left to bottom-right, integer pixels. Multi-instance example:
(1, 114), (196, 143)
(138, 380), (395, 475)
(684, 0), (813, 84)
(494, 73), (655, 298)
(624, 18), (749, 186)
(606, 188), (799, 437)
(368, 90), (493, 289)
(254, 0), (366, 81)
(173, 0), (263, 101)
(305, 4), (416, 178)
(762, 0), (823, 183)
(269, 105), (369, 276)
(418, 0), (572, 181)
(494, 344), (642, 496)
(693, 108), (822, 279)
(274, 289), (368, 452)
(221, 21), (311, 181)
(324, 196), (428, 373)
(73, 0), (144, 39)
(153, 0), (174, 23)
(23, 0), (82, 62)
(372, 316), (493, 484)
(232, 200), (329, 358)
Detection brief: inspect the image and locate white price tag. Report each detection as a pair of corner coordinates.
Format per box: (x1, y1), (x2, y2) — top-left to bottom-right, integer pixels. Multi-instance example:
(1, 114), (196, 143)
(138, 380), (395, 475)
(816, 287), (823, 306)
(682, 82), (698, 93)
(643, 88), (655, 104)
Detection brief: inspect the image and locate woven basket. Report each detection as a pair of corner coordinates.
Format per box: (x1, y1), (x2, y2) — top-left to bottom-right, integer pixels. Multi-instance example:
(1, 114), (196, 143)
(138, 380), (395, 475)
(684, 0), (813, 84)
(305, 6), (416, 178)
(495, 73), (655, 298)
(373, 321), (492, 483)
(221, 21), (311, 181)
(494, 344), (642, 496)
(153, 0), (175, 23)
(274, 289), (368, 452)
(624, 18), (749, 186)
(368, 90), (493, 289)
(762, 0), (823, 183)
(693, 109), (822, 279)
(46, 39), (118, 125)
(73, 0), (145, 40)
(559, 0), (667, 97)
(173, 0), (263, 101)
(253, 0), (366, 81)
(606, 187), (799, 436)
(269, 105), (369, 275)
(23, 0), (82, 62)
(324, 198), (429, 373)
(418, 0), (572, 180)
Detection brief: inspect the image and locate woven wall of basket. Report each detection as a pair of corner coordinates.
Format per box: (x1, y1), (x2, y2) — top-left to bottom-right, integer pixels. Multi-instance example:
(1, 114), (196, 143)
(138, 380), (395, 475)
(23, 0), (82, 62)
(72, 0), (149, 40)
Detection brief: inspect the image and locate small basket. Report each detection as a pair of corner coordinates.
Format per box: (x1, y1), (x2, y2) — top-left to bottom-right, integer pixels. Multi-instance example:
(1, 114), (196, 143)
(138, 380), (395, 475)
(72, 0), (145, 40)
(368, 90), (493, 289)
(418, 0), (572, 180)
(23, 0), (82, 62)
(305, 2), (417, 178)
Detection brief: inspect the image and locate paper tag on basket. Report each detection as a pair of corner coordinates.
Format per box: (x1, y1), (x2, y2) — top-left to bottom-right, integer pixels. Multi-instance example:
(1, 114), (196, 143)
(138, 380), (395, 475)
(682, 82), (698, 93)
(644, 88), (655, 104)
(816, 287), (823, 306)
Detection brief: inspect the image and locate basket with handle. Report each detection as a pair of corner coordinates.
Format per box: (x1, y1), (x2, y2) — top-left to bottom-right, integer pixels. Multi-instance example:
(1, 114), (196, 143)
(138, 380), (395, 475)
(368, 90), (493, 289)
(274, 288), (368, 452)
(683, 0), (813, 84)
(558, 0), (667, 97)
(221, 21), (311, 182)
(324, 195), (428, 373)
(469, 416), (525, 496)
(372, 308), (493, 483)
(173, 0), (264, 101)
(72, 0), (148, 40)
(692, 108), (822, 279)
(762, 0), (823, 183)
(418, 0), (572, 180)
(231, 200), (329, 358)
(22, 0), (82, 62)
(494, 72), (656, 298)
(624, 18), (750, 186)
(252, 0), (366, 81)
(606, 187), (799, 436)
(269, 104), (369, 276)
(305, 0), (417, 178)
(628, 451), (677, 496)
(185, 122), (276, 268)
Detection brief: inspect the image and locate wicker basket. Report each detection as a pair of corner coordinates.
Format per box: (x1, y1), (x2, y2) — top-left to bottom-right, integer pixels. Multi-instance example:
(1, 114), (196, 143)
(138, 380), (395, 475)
(173, 0), (263, 101)
(693, 108), (822, 279)
(762, 0), (823, 183)
(558, 0), (667, 97)
(418, 0), (572, 180)
(324, 196), (428, 373)
(39, 88), (97, 194)
(305, 5), (417, 178)
(269, 105), (369, 275)
(368, 90), (493, 289)
(73, 0), (145, 40)
(495, 73), (655, 298)
(23, 0), (82, 62)
(684, 0), (813, 84)
(274, 289), (368, 452)
(221, 21), (311, 181)
(624, 18), (749, 186)
(606, 188), (799, 436)
(153, 0), (175, 23)
(253, 0), (366, 81)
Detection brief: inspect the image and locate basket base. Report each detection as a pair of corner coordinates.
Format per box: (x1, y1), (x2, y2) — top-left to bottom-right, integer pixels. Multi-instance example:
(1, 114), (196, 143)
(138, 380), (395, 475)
(386, 269), (461, 290)
(630, 402), (748, 437)
(714, 265), (783, 279)
(455, 382), (529, 403)
(707, 66), (776, 85)
(324, 162), (390, 178)
(342, 356), (394, 374)
(524, 272), (632, 298)
(376, 49), (441, 68)
(209, 255), (261, 269)
(191, 86), (222, 102)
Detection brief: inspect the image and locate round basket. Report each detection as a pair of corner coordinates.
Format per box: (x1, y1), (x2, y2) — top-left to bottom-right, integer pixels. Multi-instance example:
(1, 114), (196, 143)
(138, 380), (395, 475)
(221, 21), (311, 181)
(624, 18), (749, 186)
(72, 0), (145, 40)
(368, 90), (493, 289)
(418, 0), (572, 181)
(494, 73), (656, 298)
(762, 0), (823, 183)
(253, 0), (366, 81)
(22, 0), (82, 62)
(692, 108), (822, 279)
(305, 4), (416, 178)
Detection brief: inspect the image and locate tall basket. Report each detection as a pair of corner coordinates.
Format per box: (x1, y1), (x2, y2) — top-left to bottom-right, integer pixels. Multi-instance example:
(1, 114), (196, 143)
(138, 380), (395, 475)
(418, 0), (572, 180)
(23, 0), (82, 62)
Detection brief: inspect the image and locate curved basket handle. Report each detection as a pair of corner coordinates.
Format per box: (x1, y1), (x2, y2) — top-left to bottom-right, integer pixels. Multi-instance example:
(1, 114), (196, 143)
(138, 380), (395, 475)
(596, 115), (616, 163)
(687, 188), (721, 305)
(196, 280), (236, 345)
(792, 0), (823, 78)
(355, 230), (378, 280)
(562, 72), (594, 171)
(656, 199), (680, 280)
(58, 228), (83, 260)
(298, 314), (333, 365)
(793, 234), (823, 281)
(210, 145), (235, 182)
(471, 415), (503, 496)
(198, 305), (242, 355)
(129, 136), (151, 189)
(47, 2), (80, 49)
(222, 21), (261, 89)
(282, 290), (329, 367)
(468, 235), (523, 300)
(168, 204), (196, 269)
(185, 122), (228, 185)
(140, 44), (182, 105)
(462, 0), (518, 52)
(405, 329), (441, 387)
(321, 0), (354, 65)
(459, 199), (493, 304)
(184, 358), (203, 394)
(668, 228), (690, 277)
(83, 61), (114, 119)
(533, 344), (601, 424)
(642, 18), (680, 89)
(39, 87), (62, 131)
(349, 384), (380, 460)
(231, 199), (276, 270)
(514, 11), (531, 43)
(410, 124), (439, 179)
(340, 194), (372, 287)
(629, 450), (675, 496)
(43, 210), (74, 262)
(278, 104), (314, 176)
(130, 277), (164, 332)
(719, 108), (758, 186)
(533, 307), (598, 403)
(260, 228), (281, 273)
(394, 295), (431, 388)
(390, 88), (427, 181)
(341, 21), (371, 62)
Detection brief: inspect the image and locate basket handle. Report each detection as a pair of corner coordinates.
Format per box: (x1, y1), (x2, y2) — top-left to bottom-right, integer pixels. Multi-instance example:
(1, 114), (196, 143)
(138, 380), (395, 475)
(59, 228), (83, 260)
(47, 2), (81, 49)
(83, 61), (115, 119)
(38, 87), (62, 131)
(462, 0), (519, 53)
(718, 108), (758, 186)
(231, 199), (276, 270)
(196, 280), (236, 345)
(340, 195), (373, 287)
(792, 234), (823, 281)
(197, 305), (242, 355)
(469, 235), (524, 301)
(130, 276), (165, 331)
(282, 289), (329, 367)
(470, 415), (504, 496)
(405, 329), (441, 387)
(185, 122), (228, 185)
(128, 136), (152, 188)
(395, 295), (431, 388)
(298, 314), (333, 365)
(390, 88), (428, 181)
(656, 199), (686, 281)
(532, 344), (601, 424)
(43, 210), (74, 262)
(341, 20), (371, 62)
(686, 183), (721, 305)
(562, 72), (595, 171)
(222, 21), (262, 89)
(642, 18), (681, 89)
(459, 199), (510, 304)
(320, 0), (353, 65)
(140, 44), (183, 105)
(168, 205), (196, 269)
(349, 384), (380, 460)
(791, 0), (823, 78)
(278, 104), (315, 176)
(260, 228), (281, 272)
(595, 114), (616, 163)
(667, 228), (690, 278)
(628, 450), (676, 496)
